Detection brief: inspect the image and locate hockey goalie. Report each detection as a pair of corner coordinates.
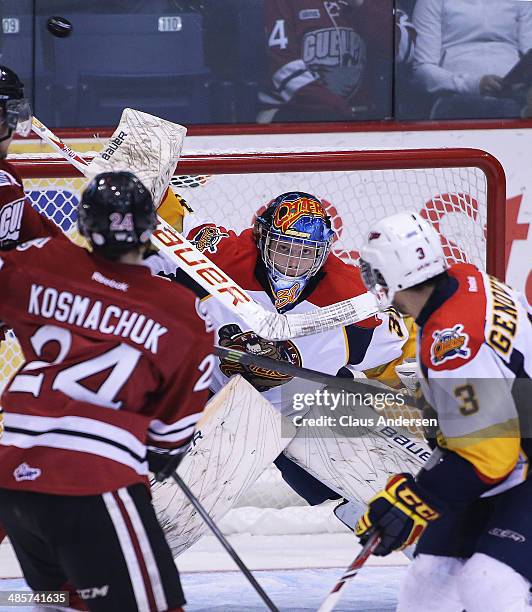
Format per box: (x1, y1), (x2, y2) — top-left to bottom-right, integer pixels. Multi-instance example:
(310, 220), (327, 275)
(146, 186), (422, 554)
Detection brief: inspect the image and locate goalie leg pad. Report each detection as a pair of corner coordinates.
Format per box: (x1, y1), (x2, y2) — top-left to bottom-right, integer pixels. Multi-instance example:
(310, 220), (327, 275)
(151, 375), (296, 557)
(457, 553), (532, 612)
(283, 403), (424, 508)
(397, 553), (464, 612)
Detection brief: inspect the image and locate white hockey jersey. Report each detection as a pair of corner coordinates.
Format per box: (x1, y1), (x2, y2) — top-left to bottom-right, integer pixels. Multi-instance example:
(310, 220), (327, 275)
(146, 215), (415, 415)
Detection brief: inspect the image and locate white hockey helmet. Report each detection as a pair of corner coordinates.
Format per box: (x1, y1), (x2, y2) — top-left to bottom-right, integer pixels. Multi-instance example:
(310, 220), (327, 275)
(359, 211), (447, 306)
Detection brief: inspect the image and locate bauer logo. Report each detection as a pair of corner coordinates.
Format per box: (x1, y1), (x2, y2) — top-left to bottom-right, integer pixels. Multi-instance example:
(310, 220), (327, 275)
(101, 131), (128, 160)
(14, 462), (42, 482)
(430, 324), (471, 365)
(0, 199), (24, 244)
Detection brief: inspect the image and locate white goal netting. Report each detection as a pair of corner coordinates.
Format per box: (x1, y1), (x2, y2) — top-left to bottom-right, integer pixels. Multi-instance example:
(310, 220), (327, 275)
(2, 148), (504, 535)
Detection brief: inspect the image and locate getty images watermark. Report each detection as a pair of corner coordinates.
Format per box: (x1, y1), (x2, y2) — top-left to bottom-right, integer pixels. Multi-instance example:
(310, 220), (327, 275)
(290, 388), (438, 431)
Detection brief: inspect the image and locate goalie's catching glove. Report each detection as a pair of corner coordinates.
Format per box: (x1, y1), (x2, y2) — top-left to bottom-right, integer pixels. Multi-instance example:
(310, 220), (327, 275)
(355, 473), (443, 556)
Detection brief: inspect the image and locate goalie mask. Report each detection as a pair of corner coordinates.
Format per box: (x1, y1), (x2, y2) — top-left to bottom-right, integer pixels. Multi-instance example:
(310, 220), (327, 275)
(254, 192), (334, 311)
(78, 171), (157, 259)
(0, 66), (32, 142)
(359, 211), (447, 307)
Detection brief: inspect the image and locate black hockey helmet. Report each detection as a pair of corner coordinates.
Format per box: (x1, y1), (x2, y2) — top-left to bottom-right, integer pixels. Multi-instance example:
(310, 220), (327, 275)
(0, 66), (32, 141)
(78, 171), (157, 259)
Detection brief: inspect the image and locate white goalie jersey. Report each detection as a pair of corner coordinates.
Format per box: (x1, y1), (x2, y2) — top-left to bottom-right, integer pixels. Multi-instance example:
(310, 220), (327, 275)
(145, 213), (415, 414)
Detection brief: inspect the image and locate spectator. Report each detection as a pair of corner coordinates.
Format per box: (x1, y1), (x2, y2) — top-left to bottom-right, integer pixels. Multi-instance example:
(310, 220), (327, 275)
(412, 0), (532, 120)
(394, 2), (418, 119)
(396, 4), (416, 65)
(257, 0), (395, 123)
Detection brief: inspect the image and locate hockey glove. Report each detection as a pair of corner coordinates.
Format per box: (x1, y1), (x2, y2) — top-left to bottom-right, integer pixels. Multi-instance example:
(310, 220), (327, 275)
(355, 473), (443, 556)
(147, 448), (186, 482)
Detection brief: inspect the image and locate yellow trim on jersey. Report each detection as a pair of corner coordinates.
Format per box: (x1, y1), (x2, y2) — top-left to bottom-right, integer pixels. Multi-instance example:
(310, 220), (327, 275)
(440, 418), (521, 480)
(342, 326), (349, 366)
(157, 188), (187, 232)
(365, 317), (417, 388)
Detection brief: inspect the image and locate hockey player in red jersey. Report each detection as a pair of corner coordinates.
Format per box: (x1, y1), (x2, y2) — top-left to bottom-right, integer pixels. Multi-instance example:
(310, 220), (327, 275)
(357, 212), (532, 612)
(0, 172), (215, 611)
(148, 190), (416, 528)
(0, 64), (65, 548)
(0, 65), (61, 249)
(258, 0), (406, 122)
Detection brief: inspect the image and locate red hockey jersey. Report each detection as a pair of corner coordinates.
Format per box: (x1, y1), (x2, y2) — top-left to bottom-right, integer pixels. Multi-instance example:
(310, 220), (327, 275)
(0, 237), (214, 495)
(416, 263), (532, 491)
(259, 0), (394, 120)
(0, 159), (61, 248)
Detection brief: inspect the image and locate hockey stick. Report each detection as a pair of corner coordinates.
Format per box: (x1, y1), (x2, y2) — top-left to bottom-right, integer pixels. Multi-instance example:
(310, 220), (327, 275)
(215, 346), (418, 408)
(317, 531), (381, 612)
(215, 346), (432, 469)
(29, 115), (381, 341)
(170, 471), (279, 612)
(31, 117), (90, 173)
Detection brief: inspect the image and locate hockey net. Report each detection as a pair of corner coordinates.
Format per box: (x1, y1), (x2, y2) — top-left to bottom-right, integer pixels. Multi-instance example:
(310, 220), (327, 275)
(2, 148), (505, 534)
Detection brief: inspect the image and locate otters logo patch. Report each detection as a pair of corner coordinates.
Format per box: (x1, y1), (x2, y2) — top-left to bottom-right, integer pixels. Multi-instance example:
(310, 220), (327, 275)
(192, 225), (229, 253)
(218, 323), (302, 391)
(431, 324), (471, 365)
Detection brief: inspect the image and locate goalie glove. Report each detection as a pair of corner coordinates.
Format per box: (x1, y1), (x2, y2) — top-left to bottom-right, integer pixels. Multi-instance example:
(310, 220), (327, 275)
(355, 473), (443, 556)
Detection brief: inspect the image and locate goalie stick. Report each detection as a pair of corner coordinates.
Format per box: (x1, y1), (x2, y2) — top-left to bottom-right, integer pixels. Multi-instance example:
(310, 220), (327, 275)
(30, 113), (381, 341)
(215, 346), (418, 408)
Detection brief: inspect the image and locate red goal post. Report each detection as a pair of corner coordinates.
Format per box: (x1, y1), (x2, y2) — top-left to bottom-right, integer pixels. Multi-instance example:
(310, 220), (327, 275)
(11, 147), (506, 279)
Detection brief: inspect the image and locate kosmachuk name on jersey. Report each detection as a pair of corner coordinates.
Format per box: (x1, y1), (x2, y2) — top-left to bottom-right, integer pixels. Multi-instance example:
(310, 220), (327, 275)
(28, 283), (167, 353)
(291, 414), (439, 429)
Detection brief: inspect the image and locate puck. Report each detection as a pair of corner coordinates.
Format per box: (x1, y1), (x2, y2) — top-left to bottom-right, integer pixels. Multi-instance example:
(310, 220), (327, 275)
(46, 16), (72, 38)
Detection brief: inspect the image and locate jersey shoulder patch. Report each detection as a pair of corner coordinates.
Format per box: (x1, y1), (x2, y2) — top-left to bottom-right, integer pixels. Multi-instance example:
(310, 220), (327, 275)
(421, 265), (487, 371)
(428, 323), (473, 366)
(189, 223), (230, 254)
(189, 225), (262, 291)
